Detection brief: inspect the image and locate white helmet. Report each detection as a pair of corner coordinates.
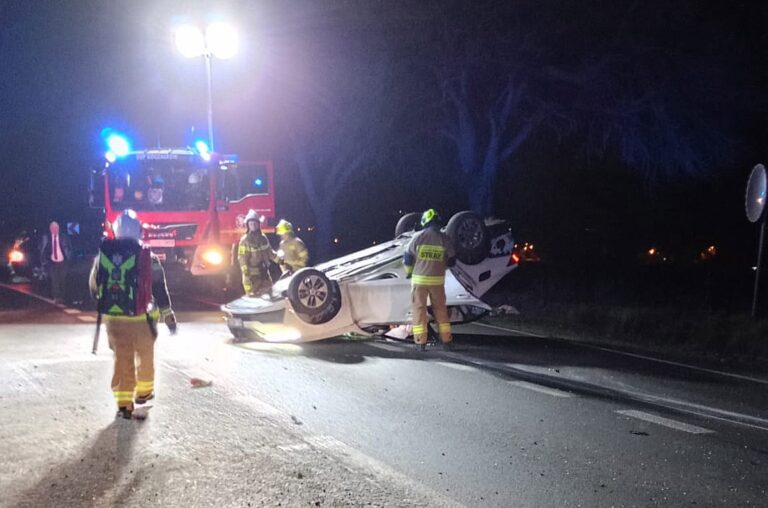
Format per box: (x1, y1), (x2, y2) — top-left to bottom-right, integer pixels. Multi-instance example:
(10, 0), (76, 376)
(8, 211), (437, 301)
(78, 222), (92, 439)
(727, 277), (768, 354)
(113, 209), (142, 240)
(188, 171), (202, 184)
(245, 209), (262, 230)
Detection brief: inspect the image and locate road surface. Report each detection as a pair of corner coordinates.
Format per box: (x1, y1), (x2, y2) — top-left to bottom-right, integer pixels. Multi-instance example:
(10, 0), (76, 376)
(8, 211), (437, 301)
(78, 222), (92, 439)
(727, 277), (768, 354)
(1, 282), (766, 507)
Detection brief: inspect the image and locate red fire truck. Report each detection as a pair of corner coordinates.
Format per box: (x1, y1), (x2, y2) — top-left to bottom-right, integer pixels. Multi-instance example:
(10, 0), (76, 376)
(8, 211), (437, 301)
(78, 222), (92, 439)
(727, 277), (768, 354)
(91, 147), (275, 277)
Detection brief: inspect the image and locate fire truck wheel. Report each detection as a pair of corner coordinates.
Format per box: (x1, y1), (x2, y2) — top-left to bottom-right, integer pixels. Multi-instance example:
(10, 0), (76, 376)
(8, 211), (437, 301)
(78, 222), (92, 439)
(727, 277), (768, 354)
(446, 211), (489, 265)
(394, 212), (421, 238)
(288, 268), (341, 324)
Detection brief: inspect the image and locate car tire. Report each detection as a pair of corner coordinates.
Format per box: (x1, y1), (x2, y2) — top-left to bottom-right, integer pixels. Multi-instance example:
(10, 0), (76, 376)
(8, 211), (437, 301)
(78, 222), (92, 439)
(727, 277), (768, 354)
(288, 268), (341, 324)
(445, 211), (489, 265)
(394, 212), (421, 238)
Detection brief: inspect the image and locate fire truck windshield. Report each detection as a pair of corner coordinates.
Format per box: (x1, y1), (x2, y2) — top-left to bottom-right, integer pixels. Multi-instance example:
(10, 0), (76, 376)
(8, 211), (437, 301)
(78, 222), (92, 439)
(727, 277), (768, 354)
(108, 157), (210, 212)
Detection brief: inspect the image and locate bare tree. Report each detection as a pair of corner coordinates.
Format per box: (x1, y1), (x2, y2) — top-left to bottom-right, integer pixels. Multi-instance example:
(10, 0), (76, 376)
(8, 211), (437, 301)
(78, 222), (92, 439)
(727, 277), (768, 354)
(284, 63), (397, 260)
(427, 0), (736, 215)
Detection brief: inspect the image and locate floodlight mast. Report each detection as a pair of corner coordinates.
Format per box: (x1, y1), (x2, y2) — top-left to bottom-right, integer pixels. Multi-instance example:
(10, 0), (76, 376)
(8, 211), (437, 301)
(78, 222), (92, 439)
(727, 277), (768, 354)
(174, 23), (238, 152)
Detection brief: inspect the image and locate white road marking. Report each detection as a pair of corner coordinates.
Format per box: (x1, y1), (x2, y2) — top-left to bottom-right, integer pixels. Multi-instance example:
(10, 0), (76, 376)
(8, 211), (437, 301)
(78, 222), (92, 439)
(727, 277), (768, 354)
(306, 435), (465, 508)
(277, 442), (311, 452)
(11, 355), (110, 367)
(434, 361), (479, 372)
(508, 380), (573, 398)
(63, 308), (81, 315)
(161, 361), (464, 507)
(616, 409), (714, 434)
(474, 321), (768, 386)
(0, 282), (57, 305)
(77, 315), (97, 322)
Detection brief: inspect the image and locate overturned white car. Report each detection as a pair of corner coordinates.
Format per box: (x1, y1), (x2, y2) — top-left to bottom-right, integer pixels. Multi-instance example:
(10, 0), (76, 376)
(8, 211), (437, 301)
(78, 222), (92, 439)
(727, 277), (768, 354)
(222, 211), (518, 342)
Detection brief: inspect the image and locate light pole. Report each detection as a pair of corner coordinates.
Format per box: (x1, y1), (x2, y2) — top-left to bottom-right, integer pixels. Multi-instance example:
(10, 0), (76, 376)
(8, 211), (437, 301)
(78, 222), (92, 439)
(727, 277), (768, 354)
(174, 23), (238, 152)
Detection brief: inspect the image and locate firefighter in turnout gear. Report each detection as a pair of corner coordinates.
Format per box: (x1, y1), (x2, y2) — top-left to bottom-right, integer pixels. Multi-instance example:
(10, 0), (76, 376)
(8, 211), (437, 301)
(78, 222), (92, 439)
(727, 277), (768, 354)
(275, 219), (309, 275)
(89, 209), (176, 419)
(238, 209), (277, 297)
(403, 209), (456, 351)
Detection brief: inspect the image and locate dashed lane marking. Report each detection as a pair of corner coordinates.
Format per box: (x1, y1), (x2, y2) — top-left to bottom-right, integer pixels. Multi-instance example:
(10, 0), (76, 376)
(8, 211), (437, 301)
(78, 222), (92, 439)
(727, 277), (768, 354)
(473, 321), (768, 386)
(616, 409), (714, 434)
(77, 315), (98, 322)
(63, 308), (81, 315)
(508, 380), (573, 398)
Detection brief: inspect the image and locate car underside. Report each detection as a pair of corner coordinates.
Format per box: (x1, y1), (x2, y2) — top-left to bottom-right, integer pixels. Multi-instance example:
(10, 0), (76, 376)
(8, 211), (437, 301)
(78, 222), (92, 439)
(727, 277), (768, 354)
(222, 211), (518, 343)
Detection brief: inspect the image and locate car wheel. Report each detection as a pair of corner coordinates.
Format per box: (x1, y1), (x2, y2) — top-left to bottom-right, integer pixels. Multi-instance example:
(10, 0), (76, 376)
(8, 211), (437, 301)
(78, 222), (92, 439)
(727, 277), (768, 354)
(394, 212), (421, 238)
(288, 268), (341, 324)
(445, 211), (489, 265)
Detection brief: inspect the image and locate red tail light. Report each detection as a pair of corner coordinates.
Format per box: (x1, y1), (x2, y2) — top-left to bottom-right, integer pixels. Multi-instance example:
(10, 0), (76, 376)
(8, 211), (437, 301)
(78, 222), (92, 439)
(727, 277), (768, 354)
(510, 252), (520, 265)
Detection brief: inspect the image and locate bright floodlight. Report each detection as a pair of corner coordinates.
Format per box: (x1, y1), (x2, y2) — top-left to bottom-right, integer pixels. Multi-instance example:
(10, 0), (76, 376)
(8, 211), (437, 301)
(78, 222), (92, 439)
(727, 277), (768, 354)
(105, 151), (117, 163)
(106, 134), (130, 157)
(206, 23), (238, 59)
(174, 25), (205, 58)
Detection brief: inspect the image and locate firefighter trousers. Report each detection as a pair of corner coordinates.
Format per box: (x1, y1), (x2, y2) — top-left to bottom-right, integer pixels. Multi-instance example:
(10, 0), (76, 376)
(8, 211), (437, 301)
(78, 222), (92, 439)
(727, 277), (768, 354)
(243, 273), (273, 297)
(106, 317), (155, 411)
(411, 285), (452, 345)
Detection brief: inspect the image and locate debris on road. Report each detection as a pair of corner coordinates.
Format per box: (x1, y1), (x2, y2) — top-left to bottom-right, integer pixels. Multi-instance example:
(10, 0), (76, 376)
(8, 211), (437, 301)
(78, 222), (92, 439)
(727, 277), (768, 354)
(491, 304), (520, 316)
(190, 378), (213, 388)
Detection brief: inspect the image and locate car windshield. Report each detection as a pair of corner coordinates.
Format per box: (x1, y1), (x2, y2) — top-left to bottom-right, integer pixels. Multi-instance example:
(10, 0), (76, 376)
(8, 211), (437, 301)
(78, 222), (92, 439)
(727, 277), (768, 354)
(108, 156), (210, 211)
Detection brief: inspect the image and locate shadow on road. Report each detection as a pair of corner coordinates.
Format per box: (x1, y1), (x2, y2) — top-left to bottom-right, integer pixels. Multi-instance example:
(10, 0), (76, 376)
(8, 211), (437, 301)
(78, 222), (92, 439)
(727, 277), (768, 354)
(10, 419), (142, 508)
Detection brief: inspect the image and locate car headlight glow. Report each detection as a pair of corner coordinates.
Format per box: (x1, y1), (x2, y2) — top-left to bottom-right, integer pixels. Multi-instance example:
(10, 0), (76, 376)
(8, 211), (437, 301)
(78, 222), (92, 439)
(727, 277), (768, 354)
(202, 248), (224, 266)
(8, 249), (24, 263)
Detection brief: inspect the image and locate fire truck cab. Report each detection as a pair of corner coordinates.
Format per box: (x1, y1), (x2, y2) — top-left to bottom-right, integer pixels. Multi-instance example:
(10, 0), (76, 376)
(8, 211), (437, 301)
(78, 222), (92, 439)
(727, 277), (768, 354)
(92, 148), (275, 277)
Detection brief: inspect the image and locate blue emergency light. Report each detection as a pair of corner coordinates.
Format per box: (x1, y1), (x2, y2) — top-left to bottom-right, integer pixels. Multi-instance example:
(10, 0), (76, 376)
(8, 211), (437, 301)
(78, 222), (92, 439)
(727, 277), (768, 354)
(195, 140), (211, 161)
(106, 134), (131, 157)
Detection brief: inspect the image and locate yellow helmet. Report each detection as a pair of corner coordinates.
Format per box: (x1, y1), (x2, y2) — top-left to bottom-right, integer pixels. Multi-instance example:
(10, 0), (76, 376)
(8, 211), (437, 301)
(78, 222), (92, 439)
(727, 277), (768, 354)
(276, 219), (293, 235)
(420, 208), (440, 227)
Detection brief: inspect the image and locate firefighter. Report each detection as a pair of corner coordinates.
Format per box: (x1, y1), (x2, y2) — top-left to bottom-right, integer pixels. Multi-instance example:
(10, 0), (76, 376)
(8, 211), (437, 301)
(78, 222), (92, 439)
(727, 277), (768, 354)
(275, 219), (309, 275)
(238, 209), (277, 297)
(89, 209), (176, 420)
(403, 208), (456, 351)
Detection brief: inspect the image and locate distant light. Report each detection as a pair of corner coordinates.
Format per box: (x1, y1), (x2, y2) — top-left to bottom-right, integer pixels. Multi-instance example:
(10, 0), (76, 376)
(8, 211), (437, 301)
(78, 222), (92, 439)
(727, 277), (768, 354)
(105, 151), (117, 163)
(333, 238), (339, 244)
(648, 248), (656, 255)
(206, 23), (238, 59)
(254, 178), (263, 187)
(8, 249), (24, 263)
(106, 134), (130, 157)
(174, 25), (205, 58)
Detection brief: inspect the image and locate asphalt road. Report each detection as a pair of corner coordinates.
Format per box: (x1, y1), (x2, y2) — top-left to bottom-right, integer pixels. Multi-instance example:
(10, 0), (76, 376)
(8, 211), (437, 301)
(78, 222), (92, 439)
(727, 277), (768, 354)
(1, 282), (766, 507)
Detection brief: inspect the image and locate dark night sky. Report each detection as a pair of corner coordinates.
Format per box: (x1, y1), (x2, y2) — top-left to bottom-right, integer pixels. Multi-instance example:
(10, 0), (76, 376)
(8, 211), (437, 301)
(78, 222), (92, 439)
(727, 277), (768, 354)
(1, 0), (766, 263)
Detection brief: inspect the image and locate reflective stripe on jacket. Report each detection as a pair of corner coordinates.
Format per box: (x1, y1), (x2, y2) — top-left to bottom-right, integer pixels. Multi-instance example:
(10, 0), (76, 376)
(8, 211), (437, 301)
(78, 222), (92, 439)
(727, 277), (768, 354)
(404, 227), (455, 286)
(238, 232), (276, 275)
(280, 236), (309, 270)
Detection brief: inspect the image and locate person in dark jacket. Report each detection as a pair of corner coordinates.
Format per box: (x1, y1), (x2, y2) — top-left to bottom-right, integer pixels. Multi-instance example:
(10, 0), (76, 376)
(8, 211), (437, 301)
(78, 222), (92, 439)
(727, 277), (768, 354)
(39, 221), (72, 304)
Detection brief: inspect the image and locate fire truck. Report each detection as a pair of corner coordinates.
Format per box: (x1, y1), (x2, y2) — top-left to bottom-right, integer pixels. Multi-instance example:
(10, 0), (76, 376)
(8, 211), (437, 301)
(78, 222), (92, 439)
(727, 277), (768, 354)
(90, 145), (275, 278)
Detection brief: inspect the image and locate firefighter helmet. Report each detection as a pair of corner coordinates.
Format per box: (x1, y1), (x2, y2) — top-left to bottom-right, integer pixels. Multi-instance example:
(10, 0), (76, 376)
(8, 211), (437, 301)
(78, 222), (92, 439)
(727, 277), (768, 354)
(245, 209), (261, 224)
(113, 209), (142, 240)
(420, 208), (440, 227)
(276, 219), (293, 235)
